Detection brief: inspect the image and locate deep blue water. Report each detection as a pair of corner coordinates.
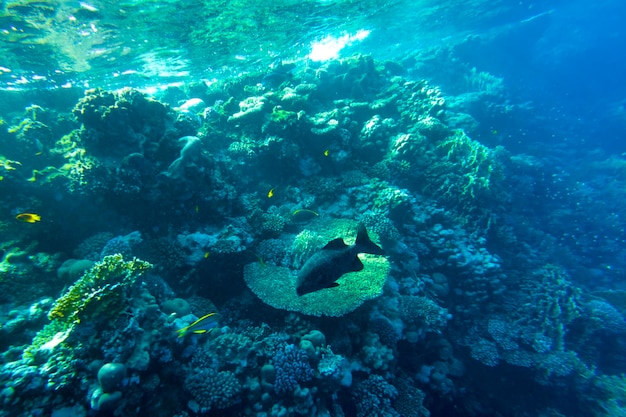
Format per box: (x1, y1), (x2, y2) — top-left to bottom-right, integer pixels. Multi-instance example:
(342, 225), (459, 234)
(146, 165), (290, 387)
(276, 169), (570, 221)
(1, 1), (626, 416)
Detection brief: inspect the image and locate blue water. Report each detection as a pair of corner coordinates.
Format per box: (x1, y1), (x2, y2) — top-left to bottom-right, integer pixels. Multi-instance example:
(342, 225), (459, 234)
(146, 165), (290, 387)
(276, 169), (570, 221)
(1, 1), (625, 416)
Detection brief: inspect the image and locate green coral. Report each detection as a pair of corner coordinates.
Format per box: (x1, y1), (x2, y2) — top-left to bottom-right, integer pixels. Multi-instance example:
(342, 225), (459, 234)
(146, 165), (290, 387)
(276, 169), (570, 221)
(291, 229), (327, 269)
(268, 106), (297, 124)
(436, 128), (495, 199)
(261, 211), (286, 235)
(24, 129), (97, 188)
(533, 265), (582, 351)
(592, 374), (626, 417)
(464, 67), (504, 96)
(24, 255), (152, 362)
(48, 254), (152, 324)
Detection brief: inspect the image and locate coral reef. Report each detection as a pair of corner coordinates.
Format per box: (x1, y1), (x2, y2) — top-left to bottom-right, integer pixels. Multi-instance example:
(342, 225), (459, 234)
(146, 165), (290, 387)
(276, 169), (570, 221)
(0, 48), (623, 417)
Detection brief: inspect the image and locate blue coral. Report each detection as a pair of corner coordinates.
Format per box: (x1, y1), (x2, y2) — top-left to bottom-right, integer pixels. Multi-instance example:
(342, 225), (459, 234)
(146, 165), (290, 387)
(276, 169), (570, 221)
(272, 344), (314, 394)
(470, 338), (500, 367)
(185, 368), (242, 412)
(586, 300), (626, 333)
(352, 375), (399, 417)
(369, 314), (401, 347)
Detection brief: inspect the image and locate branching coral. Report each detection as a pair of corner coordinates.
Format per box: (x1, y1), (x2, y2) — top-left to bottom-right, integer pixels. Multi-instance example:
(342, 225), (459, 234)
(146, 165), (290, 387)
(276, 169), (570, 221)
(399, 295), (448, 333)
(272, 344), (314, 394)
(352, 375), (399, 417)
(434, 129), (497, 200)
(185, 368), (242, 412)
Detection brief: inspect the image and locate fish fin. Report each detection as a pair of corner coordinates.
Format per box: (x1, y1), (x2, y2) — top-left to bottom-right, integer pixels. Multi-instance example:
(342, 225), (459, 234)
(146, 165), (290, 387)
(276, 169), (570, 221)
(351, 256), (365, 272)
(197, 312), (217, 321)
(322, 238), (347, 250)
(355, 223), (384, 255)
(325, 282), (340, 289)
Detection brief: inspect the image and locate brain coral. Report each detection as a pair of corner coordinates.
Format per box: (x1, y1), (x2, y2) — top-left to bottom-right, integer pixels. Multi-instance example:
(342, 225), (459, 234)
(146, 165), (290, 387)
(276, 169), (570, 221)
(244, 218), (389, 317)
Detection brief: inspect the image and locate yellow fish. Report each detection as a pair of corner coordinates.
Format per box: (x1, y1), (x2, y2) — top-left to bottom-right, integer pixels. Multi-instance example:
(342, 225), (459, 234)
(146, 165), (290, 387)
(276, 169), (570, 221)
(203, 251), (210, 259)
(323, 149), (329, 157)
(176, 313), (219, 338)
(292, 209), (319, 221)
(256, 254), (266, 268)
(16, 213), (41, 223)
(267, 188), (275, 198)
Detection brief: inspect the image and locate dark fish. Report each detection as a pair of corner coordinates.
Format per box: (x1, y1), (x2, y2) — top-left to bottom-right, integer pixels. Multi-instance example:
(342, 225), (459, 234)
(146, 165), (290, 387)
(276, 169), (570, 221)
(296, 223), (384, 296)
(261, 62), (296, 88)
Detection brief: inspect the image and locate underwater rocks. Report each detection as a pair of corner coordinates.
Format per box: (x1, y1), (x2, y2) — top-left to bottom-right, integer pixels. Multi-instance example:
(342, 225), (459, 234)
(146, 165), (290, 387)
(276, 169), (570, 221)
(90, 363), (127, 411)
(97, 362), (127, 392)
(56, 258), (94, 282)
(163, 135), (203, 179)
(177, 225), (251, 265)
(228, 96), (268, 125)
(312, 55), (384, 100)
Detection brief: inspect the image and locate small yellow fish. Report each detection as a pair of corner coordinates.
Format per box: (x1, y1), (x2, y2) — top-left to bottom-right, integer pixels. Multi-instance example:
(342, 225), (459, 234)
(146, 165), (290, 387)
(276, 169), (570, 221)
(195, 205), (199, 214)
(203, 251), (210, 259)
(176, 312), (219, 338)
(16, 213), (41, 223)
(256, 254), (266, 268)
(267, 188), (275, 198)
(323, 149), (329, 157)
(292, 209), (319, 221)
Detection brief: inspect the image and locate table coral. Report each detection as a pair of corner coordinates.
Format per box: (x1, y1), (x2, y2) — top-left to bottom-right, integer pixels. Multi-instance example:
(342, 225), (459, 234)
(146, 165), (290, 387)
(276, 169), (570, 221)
(246, 258), (386, 316)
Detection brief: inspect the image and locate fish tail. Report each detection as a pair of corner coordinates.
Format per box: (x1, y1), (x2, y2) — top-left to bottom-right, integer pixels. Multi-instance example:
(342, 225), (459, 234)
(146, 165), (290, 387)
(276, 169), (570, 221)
(356, 223), (384, 255)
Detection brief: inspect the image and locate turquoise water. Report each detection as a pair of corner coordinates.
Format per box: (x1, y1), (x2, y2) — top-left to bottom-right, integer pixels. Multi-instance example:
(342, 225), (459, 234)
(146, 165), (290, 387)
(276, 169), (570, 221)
(1, 1), (625, 416)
